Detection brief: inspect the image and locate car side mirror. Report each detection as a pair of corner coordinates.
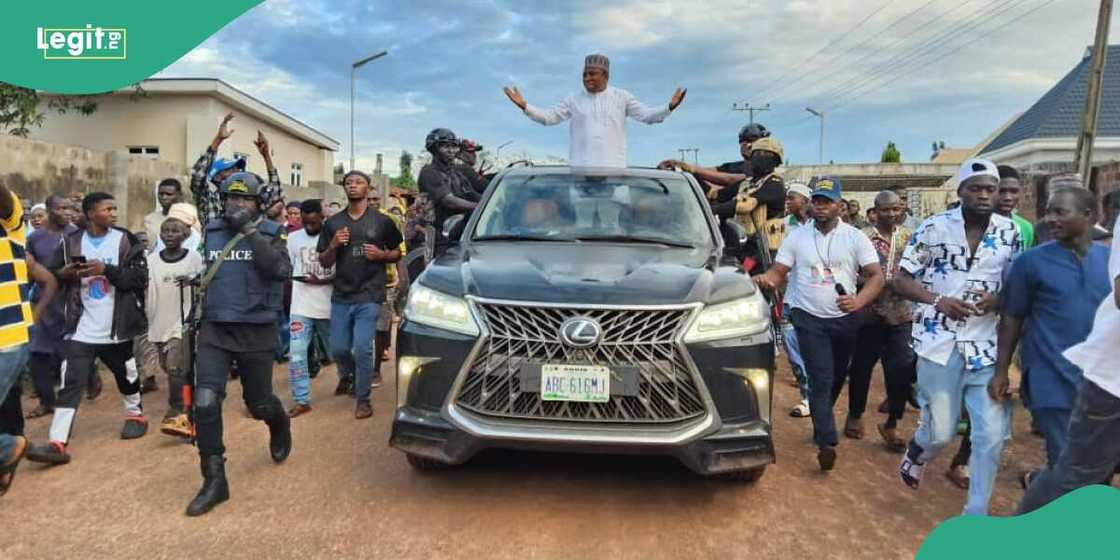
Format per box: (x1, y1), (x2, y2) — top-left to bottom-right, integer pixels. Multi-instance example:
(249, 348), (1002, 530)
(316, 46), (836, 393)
(443, 214), (466, 244)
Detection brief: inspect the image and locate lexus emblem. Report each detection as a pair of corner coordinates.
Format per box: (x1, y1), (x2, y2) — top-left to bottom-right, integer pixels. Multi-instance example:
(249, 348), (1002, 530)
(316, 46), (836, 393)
(559, 317), (603, 348)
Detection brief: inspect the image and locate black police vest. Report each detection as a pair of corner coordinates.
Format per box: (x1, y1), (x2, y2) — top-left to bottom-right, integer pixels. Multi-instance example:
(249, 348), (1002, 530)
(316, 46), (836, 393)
(201, 218), (284, 324)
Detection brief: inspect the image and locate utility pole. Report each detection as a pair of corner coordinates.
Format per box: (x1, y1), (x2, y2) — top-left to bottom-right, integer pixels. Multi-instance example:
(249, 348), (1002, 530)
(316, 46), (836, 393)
(1074, 0), (1112, 189)
(806, 107), (825, 164)
(732, 102), (771, 124)
(677, 148), (699, 164)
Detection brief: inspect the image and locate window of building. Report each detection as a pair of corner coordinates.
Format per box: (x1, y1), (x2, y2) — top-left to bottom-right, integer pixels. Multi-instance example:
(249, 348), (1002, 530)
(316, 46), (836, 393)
(290, 163), (303, 187)
(127, 146), (159, 159)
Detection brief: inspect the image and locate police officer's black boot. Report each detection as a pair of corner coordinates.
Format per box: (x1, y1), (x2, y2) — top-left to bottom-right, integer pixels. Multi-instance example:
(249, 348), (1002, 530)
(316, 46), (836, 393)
(186, 455), (229, 517)
(268, 411), (292, 464)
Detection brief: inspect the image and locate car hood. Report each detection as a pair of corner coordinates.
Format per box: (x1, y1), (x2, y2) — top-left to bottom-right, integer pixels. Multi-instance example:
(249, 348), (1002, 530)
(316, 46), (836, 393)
(418, 242), (755, 306)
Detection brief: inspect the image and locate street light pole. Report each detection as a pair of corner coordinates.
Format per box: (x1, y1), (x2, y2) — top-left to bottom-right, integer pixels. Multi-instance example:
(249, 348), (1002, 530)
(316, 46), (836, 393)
(806, 107), (824, 164)
(350, 50), (388, 171)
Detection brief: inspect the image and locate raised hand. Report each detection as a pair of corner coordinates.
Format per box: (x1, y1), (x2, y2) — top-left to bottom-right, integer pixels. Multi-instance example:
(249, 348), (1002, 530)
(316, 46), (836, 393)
(253, 130), (270, 156)
(669, 87), (687, 111)
(217, 113), (235, 141)
(503, 86), (527, 110)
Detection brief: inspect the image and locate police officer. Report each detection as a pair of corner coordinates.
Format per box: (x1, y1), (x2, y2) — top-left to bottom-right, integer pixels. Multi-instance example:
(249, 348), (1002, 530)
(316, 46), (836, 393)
(186, 172), (293, 517)
(417, 128), (481, 251)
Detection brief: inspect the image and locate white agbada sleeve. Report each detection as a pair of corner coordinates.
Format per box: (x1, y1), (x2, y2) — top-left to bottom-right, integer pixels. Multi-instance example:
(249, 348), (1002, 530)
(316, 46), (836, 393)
(524, 96), (573, 126)
(623, 90), (671, 124)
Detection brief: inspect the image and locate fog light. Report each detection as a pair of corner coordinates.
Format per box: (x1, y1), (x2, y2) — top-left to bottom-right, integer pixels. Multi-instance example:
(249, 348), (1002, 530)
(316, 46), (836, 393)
(724, 368), (772, 423)
(397, 356), (438, 408)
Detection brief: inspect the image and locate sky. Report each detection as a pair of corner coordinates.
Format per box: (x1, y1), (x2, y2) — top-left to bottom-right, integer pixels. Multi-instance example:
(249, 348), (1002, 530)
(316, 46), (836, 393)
(157, 0), (1111, 177)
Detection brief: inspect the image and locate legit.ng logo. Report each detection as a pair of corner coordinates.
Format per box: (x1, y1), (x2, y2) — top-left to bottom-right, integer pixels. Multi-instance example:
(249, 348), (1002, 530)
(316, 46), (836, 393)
(36, 25), (126, 60)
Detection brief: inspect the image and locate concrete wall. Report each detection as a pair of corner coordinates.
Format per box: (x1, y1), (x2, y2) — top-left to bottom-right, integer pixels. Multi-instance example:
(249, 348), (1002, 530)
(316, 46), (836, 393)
(783, 162), (961, 183)
(30, 92), (335, 186)
(0, 134), (184, 231)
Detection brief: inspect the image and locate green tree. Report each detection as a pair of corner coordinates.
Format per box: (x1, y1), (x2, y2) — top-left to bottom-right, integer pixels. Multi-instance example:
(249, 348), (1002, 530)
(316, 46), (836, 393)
(0, 83), (144, 137)
(881, 141), (902, 163)
(392, 150), (416, 189)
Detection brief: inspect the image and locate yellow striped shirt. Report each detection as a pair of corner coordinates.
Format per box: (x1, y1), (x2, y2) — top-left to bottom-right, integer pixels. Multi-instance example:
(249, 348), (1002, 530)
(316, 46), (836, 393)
(0, 195), (31, 350)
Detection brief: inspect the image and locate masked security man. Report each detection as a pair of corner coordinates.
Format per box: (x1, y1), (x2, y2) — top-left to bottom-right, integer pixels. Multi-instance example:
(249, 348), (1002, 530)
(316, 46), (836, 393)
(186, 172), (293, 517)
(733, 136), (788, 271)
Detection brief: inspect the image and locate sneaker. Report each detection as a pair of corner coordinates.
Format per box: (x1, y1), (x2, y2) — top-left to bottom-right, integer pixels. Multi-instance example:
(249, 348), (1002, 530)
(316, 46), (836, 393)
(140, 376), (158, 394)
(789, 400), (810, 418)
(121, 416), (149, 440)
(160, 414), (192, 439)
(899, 440), (925, 489)
(371, 377), (383, 389)
(287, 403), (313, 418)
(818, 446), (837, 471)
(26, 441), (70, 465)
(355, 401), (373, 419)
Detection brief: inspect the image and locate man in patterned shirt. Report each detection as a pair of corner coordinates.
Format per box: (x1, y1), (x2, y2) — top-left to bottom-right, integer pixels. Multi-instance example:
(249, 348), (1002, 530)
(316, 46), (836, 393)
(190, 113), (282, 224)
(892, 158), (1021, 516)
(834, 190), (915, 450)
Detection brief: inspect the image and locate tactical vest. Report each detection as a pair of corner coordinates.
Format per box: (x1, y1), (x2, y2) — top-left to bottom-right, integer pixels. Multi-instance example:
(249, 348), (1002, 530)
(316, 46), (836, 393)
(734, 173), (789, 250)
(201, 219), (284, 324)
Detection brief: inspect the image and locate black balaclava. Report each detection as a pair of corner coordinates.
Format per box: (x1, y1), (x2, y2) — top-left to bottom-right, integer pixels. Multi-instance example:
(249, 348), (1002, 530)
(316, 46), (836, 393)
(749, 151), (779, 179)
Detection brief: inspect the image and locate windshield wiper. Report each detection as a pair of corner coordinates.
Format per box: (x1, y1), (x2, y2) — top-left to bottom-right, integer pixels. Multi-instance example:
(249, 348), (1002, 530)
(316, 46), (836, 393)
(574, 235), (695, 248)
(472, 234), (569, 242)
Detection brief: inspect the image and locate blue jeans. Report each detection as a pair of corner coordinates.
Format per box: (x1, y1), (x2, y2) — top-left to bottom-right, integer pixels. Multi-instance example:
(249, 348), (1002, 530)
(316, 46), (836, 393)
(330, 303), (380, 403)
(913, 347), (1011, 516)
(781, 304), (809, 402)
(1033, 407), (1072, 469)
(0, 345), (30, 464)
(288, 315), (333, 406)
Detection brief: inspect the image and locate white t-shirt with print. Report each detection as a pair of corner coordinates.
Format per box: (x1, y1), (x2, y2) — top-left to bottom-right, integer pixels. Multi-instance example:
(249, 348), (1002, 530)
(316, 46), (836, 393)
(1064, 220), (1120, 399)
(146, 250), (205, 343)
(776, 220), (879, 319)
(288, 228), (334, 320)
(72, 229), (124, 344)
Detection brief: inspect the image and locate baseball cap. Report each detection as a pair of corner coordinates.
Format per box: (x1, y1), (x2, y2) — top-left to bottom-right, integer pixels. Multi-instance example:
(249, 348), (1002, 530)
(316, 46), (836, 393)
(810, 176), (842, 201)
(786, 182), (811, 200)
(208, 157), (247, 182)
(957, 158), (1000, 186)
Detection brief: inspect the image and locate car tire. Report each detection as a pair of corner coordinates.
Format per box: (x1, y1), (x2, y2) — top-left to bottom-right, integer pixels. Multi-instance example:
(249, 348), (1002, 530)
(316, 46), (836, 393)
(719, 465), (766, 483)
(406, 453), (452, 471)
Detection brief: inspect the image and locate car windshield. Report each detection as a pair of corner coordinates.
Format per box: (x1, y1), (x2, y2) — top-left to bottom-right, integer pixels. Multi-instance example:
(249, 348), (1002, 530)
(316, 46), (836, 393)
(472, 174), (713, 248)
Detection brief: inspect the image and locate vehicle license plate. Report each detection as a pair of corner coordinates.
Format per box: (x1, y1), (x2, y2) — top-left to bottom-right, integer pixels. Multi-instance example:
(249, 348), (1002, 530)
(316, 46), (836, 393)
(540, 364), (610, 403)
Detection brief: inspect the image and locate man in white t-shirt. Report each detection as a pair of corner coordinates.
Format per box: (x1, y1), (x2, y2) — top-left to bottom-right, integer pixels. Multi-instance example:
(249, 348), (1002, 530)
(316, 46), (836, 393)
(1018, 218), (1120, 514)
(755, 177), (884, 472)
(286, 200), (335, 417)
(26, 192), (151, 466)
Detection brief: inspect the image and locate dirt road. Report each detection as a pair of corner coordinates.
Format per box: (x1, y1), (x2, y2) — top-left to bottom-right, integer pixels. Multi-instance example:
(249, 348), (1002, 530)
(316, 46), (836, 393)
(2, 359), (1053, 559)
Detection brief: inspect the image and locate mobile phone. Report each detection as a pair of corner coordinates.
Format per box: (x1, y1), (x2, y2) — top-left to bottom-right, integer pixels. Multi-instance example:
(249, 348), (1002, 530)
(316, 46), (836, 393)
(834, 284), (847, 296)
(71, 256), (87, 265)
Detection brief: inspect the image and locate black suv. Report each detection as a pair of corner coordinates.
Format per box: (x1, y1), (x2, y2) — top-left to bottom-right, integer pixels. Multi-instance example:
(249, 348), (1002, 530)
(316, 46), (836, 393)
(391, 166), (775, 481)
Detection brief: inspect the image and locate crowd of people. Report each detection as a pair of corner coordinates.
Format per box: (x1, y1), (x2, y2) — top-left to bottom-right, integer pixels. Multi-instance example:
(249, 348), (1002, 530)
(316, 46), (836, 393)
(0, 112), (457, 516)
(2, 53), (1119, 523)
(665, 119), (1120, 517)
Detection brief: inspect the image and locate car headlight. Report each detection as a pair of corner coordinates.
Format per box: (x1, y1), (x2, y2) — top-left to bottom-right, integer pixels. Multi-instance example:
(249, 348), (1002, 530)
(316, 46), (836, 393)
(403, 285), (480, 336)
(684, 294), (770, 342)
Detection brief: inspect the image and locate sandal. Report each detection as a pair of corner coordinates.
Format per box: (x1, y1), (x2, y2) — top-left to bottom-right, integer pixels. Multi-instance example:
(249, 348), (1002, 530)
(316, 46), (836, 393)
(877, 423), (907, 453)
(844, 416), (865, 439)
(789, 401), (811, 418)
(25, 405), (53, 419)
(946, 465), (970, 490)
(0, 436), (28, 496)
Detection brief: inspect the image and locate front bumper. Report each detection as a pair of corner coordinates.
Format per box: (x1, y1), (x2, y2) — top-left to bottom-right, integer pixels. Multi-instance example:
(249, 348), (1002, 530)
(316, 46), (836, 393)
(390, 320), (776, 476)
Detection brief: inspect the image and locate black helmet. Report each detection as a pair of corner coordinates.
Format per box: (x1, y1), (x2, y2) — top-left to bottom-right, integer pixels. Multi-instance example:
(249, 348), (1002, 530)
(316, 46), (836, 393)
(219, 171), (265, 197)
(425, 128), (458, 153)
(738, 123), (770, 143)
